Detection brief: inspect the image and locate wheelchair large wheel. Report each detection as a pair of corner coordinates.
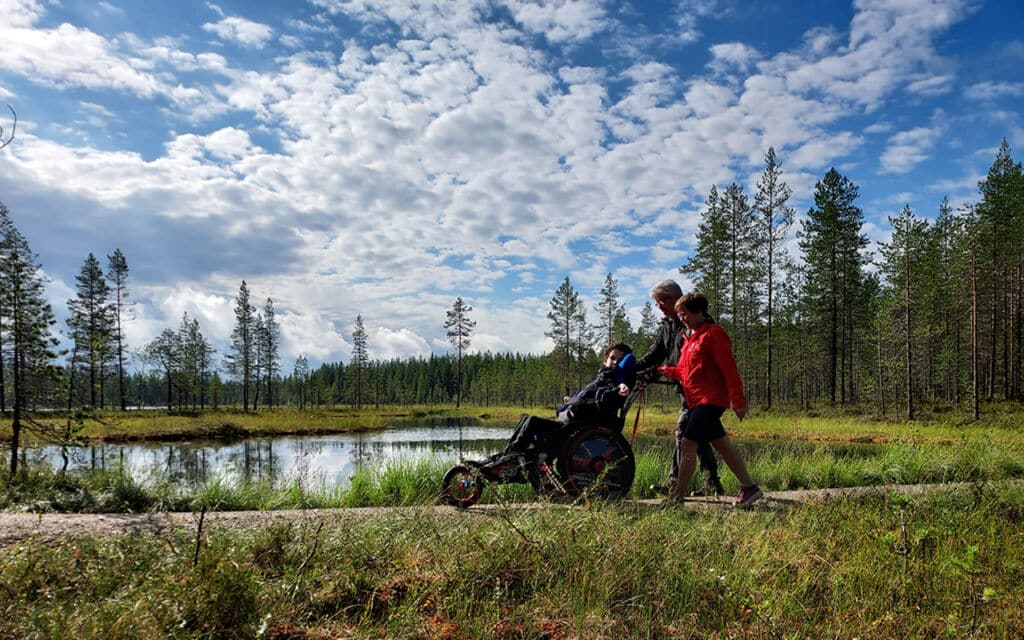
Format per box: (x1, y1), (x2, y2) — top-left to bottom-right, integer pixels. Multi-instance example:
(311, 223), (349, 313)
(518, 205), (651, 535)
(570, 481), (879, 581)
(442, 465), (483, 508)
(556, 426), (635, 499)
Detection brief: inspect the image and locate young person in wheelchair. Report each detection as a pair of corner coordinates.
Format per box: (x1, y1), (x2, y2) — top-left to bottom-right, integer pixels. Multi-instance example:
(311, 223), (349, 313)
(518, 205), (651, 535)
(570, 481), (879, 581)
(486, 342), (637, 469)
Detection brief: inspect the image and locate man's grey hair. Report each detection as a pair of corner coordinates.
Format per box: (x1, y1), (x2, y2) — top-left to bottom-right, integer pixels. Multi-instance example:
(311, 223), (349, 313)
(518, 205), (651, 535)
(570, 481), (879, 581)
(650, 279), (683, 300)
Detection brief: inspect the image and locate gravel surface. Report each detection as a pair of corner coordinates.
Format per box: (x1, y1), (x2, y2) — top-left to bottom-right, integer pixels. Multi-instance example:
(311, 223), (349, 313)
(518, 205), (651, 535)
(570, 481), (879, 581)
(0, 481), (1013, 546)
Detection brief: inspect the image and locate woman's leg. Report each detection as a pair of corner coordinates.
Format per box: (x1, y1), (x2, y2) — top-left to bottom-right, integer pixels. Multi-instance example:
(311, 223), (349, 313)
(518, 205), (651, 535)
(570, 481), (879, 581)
(709, 434), (754, 487)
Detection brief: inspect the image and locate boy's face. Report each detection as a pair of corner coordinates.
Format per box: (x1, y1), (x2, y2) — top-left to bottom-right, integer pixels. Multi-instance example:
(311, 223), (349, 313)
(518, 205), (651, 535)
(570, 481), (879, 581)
(604, 348), (627, 368)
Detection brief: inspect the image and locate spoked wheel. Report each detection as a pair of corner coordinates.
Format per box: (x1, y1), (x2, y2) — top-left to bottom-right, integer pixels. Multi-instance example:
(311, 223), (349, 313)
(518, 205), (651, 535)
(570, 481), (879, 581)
(557, 427), (635, 499)
(441, 465), (483, 508)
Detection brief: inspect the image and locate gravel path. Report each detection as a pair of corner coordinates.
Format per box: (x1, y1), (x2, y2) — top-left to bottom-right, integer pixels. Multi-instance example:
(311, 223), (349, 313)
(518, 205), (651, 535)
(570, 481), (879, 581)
(0, 481), (1011, 547)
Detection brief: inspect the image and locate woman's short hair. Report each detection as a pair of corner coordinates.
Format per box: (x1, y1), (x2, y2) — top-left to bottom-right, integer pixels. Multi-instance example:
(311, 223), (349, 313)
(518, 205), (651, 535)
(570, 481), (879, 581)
(650, 279), (682, 300)
(676, 292), (709, 315)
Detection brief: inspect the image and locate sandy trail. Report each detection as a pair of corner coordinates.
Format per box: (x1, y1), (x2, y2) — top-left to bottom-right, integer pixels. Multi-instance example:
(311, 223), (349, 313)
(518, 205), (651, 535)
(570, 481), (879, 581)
(0, 482), (1008, 546)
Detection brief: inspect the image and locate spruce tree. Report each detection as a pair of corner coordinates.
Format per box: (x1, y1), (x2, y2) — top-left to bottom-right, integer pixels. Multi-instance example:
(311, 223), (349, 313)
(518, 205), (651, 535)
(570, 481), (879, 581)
(350, 315), (368, 408)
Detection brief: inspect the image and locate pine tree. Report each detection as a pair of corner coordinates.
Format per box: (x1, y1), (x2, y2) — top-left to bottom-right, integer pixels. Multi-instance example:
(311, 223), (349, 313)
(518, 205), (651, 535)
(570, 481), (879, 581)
(923, 198), (963, 404)
(681, 185), (730, 315)
(976, 139), (1024, 400)
(225, 281), (257, 411)
(67, 253), (113, 408)
(260, 297), (280, 409)
(879, 205), (929, 419)
(145, 328), (181, 411)
(293, 355), (310, 410)
(0, 203), (12, 413)
(634, 300), (659, 355)
(799, 168), (869, 405)
(595, 273), (624, 347)
(546, 276), (585, 395)
(106, 249), (132, 410)
(443, 297), (475, 408)
(753, 147), (795, 409)
(176, 313), (213, 409)
(0, 210), (60, 474)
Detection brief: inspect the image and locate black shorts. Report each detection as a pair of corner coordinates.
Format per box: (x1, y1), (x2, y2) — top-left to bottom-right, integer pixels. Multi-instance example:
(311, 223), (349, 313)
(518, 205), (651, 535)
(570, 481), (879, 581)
(679, 404), (727, 444)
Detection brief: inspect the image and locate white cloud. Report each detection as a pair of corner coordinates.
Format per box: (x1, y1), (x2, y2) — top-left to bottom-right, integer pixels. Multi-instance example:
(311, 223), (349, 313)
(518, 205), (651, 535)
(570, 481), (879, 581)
(709, 42), (760, 73)
(202, 16), (274, 49)
(502, 0), (608, 43)
(3, 0), (44, 28)
(369, 326), (431, 361)
(880, 126), (940, 174)
(0, 0), (1003, 367)
(0, 23), (164, 97)
(781, 0), (974, 110)
(964, 81), (1024, 101)
(906, 73), (953, 96)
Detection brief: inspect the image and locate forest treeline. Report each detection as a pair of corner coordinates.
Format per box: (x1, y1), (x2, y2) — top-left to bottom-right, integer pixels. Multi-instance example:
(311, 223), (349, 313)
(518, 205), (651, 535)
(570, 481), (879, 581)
(1, 140), (1022, 466)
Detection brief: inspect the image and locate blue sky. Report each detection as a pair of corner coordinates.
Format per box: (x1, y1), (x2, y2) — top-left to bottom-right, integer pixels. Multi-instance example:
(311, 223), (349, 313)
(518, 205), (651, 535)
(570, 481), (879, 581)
(1, 0), (1022, 369)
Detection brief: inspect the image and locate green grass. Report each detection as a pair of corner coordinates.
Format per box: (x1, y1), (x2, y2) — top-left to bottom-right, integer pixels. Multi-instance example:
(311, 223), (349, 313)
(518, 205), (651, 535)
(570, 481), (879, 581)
(4, 436), (1023, 514)
(4, 408), (1024, 638)
(2, 486), (1022, 638)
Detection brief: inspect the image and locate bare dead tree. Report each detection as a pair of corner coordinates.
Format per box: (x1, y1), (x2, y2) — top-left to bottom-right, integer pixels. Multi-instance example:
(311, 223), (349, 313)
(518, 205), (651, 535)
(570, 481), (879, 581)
(0, 105), (15, 149)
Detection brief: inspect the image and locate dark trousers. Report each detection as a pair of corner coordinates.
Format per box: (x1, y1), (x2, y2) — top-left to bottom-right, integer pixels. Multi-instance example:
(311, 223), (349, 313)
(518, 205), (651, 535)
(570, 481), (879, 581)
(669, 405), (719, 481)
(506, 415), (563, 452)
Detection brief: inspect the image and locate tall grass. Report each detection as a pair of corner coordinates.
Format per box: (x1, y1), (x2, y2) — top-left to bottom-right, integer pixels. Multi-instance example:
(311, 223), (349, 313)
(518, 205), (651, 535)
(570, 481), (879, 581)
(2, 486), (1022, 638)
(4, 436), (1023, 513)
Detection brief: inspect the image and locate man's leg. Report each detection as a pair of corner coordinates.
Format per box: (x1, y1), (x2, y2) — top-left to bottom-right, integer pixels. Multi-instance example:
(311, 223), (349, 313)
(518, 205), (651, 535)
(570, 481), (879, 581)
(651, 405), (686, 494)
(695, 441), (725, 495)
(671, 438), (699, 503)
(669, 405), (686, 480)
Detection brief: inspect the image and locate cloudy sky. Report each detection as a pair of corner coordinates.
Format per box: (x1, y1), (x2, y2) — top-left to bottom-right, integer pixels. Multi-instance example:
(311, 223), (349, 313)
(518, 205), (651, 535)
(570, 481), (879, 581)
(1, 0), (1022, 370)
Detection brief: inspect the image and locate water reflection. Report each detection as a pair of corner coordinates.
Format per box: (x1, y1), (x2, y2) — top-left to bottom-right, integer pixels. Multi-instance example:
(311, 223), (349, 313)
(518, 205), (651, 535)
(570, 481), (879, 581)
(26, 423), (514, 490)
(23, 423), (882, 491)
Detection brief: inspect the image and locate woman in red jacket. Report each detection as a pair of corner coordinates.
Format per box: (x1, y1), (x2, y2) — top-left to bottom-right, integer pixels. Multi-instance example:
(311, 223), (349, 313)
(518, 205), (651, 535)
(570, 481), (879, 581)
(658, 292), (763, 506)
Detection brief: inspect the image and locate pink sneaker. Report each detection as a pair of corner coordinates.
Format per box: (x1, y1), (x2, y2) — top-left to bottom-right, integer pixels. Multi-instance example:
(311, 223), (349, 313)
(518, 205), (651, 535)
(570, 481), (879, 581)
(735, 485), (763, 507)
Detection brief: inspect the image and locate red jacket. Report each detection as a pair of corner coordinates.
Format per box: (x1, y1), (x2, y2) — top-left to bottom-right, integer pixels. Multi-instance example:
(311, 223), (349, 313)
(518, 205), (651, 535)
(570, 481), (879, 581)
(659, 322), (746, 410)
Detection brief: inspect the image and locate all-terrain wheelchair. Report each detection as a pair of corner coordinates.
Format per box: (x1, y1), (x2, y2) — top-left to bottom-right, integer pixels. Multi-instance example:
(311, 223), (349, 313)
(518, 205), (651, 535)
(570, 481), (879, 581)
(441, 376), (655, 508)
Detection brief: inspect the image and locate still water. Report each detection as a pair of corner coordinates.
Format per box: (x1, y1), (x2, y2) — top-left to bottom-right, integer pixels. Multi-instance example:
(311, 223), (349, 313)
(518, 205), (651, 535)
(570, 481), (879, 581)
(23, 418), (882, 491)
(27, 418), (514, 490)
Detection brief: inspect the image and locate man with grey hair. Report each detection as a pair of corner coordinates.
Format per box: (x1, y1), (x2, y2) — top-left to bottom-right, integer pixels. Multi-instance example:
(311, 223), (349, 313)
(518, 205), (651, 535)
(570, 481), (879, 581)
(636, 279), (724, 496)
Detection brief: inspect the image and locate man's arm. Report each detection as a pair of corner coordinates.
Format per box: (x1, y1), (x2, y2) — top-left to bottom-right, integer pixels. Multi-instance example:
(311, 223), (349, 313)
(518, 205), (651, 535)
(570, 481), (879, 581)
(635, 323), (669, 371)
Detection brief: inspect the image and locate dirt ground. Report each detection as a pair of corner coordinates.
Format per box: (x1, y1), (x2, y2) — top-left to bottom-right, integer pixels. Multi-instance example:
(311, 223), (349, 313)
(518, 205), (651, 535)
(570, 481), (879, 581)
(4, 482), (998, 546)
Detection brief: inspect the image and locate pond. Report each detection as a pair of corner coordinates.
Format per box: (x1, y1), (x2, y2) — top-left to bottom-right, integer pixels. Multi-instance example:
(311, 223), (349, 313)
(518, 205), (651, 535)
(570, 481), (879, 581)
(23, 418), (515, 490)
(19, 418), (883, 490)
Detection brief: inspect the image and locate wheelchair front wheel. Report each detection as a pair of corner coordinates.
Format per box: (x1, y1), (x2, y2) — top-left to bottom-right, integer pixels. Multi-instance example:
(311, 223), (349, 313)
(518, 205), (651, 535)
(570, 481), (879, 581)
(441, 465), (483, 508)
